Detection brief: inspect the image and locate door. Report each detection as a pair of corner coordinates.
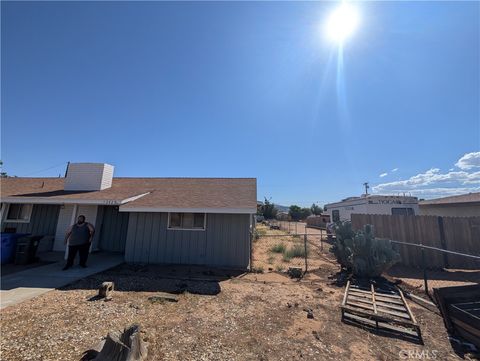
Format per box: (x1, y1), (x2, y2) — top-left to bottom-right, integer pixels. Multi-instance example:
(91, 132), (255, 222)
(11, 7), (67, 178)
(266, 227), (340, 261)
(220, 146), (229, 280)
(98, 206), (129, 252)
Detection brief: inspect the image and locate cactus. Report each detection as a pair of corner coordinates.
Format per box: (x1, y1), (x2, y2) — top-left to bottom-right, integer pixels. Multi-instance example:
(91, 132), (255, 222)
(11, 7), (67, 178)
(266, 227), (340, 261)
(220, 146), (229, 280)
(331, 221), (400, 278)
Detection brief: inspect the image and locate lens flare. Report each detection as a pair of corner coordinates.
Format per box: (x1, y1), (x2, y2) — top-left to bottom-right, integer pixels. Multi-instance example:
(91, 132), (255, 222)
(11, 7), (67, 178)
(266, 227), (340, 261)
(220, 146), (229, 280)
(325, 3), (360, 44)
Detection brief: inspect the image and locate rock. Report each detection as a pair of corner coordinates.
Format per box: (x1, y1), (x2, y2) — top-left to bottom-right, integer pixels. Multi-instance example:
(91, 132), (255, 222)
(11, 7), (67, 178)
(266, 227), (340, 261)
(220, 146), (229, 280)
(303, 308), (314, 319)
(148, 293), (179, 304)
(98, 282), (114, 300)
(287, 267), (303, 279)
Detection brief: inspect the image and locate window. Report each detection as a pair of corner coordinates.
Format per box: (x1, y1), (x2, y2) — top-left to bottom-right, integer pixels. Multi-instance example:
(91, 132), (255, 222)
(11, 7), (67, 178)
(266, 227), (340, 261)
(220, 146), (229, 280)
(5, 204), (32, 223)
(168, 213), (206, 230)
(332, 210), (340, 222)
(391, 207), (415, 216)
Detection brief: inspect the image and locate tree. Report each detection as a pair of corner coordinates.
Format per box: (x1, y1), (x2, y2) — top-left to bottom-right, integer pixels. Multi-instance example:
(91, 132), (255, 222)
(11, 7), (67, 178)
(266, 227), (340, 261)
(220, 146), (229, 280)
(0, 160), (7, 178)
(300, 207), (312, 220)
(289, 205), (311, 221)
(289, 205), (302, 221)
(260, 197), (278, 220)
(311, 203), (323, 215)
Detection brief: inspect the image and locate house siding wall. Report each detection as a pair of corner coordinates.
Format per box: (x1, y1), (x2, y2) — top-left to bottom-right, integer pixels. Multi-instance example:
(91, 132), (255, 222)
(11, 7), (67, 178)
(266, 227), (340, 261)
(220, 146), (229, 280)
(1, 204), (60, 236)
(125, 213), (251, 269)
(98, 206), (129, 252)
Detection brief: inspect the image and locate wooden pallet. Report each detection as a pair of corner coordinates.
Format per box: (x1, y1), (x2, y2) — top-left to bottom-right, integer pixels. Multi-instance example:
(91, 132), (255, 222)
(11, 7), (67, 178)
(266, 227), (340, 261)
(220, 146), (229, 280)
(434, 284), (480, 348)
(341, 280), (422, 341)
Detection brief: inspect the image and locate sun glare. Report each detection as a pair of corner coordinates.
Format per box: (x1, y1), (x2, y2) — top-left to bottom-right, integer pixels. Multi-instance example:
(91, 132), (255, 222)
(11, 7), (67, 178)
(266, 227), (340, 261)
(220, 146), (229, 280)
(325, 3), (360, 44)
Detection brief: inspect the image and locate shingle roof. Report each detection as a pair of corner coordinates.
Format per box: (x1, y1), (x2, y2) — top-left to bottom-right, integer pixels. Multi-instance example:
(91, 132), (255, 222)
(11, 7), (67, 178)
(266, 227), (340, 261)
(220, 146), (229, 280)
(419, 192), (480, 205)
(119, 178), (256, 211)
(0, 177), (257, 211)
(1, 177), (147, 202)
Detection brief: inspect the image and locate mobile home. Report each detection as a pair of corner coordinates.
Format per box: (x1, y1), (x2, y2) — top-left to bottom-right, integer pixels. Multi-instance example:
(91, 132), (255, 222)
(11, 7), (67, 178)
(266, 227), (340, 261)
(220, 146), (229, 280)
(324, 194), (419, 222)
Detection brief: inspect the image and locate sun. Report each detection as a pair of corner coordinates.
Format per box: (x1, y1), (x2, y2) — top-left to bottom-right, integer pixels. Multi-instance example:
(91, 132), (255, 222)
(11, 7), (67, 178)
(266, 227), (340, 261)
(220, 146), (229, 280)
(325, 3), (360, 44)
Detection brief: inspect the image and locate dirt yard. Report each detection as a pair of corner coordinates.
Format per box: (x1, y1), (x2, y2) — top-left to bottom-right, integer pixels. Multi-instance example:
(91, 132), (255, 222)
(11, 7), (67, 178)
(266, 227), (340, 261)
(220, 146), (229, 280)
(0, 261), (473, 361)
(252, 224), (333, 273)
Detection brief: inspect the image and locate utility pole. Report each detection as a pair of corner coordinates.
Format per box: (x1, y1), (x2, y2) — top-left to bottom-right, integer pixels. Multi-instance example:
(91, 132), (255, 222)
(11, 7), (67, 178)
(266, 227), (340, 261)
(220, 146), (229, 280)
(363, 182), (369, 195)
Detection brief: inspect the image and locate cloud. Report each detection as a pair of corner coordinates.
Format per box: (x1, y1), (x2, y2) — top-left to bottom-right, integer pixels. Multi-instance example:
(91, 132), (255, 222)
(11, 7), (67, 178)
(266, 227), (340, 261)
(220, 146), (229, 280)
(455, 151), (480, 170)
(372, 152), (480, 199)
(379, 172), (388, 178)
(391, 168), (398, 172)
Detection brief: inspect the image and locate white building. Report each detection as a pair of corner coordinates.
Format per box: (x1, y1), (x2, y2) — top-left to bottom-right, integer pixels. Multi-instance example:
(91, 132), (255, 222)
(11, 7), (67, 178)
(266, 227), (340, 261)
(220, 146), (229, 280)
(324, 194), (419, 222)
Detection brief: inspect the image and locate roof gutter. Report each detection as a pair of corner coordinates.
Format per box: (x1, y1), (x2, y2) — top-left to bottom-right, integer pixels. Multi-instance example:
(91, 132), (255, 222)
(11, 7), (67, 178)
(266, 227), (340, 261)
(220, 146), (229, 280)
(118, 206), (257, 214)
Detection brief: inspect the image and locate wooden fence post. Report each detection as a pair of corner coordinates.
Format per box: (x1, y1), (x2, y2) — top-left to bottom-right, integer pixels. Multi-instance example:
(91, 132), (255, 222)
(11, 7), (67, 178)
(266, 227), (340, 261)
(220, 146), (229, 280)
(437, 217), (449, 268)
(421, 246), (429, 296)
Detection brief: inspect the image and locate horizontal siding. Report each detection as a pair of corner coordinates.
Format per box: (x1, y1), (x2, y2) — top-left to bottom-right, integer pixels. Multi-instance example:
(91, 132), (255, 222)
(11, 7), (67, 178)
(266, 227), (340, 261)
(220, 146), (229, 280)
(125, 213), (250, 269)
(2, 204), (59, 236)
(64, 163), (113, 191)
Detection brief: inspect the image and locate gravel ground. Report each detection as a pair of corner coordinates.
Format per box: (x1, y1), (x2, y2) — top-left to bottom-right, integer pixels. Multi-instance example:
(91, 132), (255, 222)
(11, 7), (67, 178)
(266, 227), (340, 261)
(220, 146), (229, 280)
(0, 262), (475, 361)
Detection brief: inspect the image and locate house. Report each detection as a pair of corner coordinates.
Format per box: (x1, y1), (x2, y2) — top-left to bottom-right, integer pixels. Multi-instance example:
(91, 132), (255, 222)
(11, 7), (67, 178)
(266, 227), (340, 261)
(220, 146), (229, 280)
(324, 194), (419, 222)
(0, 163), (257, 269)
(419, 192), (480, 217)
(276, 212), (289, 221)
(306, 214), (331, 228)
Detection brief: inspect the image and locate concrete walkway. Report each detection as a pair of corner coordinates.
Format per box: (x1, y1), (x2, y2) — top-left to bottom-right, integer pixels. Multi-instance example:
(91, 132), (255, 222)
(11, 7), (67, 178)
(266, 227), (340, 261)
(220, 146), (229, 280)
(0, 252), (123, 309)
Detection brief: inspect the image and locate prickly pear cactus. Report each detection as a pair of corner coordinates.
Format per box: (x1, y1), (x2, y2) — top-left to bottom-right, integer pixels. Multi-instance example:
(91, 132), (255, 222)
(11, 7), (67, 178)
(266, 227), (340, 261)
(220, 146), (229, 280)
(331, 222), (400, 278)
(330, 221), (355, 270)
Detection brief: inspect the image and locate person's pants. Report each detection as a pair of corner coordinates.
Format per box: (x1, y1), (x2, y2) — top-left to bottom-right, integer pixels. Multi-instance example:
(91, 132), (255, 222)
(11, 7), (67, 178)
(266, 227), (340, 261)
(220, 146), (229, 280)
(66, 243), (90, 267)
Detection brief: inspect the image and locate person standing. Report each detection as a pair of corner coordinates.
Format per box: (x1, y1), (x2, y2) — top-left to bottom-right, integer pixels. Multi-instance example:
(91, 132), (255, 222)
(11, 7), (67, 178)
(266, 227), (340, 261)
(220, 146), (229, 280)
(63, 215), (95, 270)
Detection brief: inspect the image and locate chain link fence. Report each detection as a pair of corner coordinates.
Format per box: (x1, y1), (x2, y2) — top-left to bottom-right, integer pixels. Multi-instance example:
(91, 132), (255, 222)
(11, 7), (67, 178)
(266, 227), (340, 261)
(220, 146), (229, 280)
(251, 221), (336, 274)
(251, 219), (480, 301)
(385, 241), (480, 298)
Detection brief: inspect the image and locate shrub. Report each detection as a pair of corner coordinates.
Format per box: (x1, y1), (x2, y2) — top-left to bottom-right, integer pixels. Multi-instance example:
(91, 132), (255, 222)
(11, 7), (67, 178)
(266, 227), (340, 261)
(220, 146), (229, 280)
(253, 227), (267, 242)
(270, 242), (286, 253)
(257, 228), (267, 237)
(331, 222), (400, 278)
(267, 255), (275, 264)
(251, 266), (264, 273)
(284, 244), (308, 259)
(275, 265), (285, 272)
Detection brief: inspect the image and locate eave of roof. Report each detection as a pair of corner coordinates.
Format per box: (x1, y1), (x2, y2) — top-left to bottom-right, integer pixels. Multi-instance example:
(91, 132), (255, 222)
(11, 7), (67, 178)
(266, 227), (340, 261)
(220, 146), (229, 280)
(419, 192), (480, 206)
(1, 192), (150, 205)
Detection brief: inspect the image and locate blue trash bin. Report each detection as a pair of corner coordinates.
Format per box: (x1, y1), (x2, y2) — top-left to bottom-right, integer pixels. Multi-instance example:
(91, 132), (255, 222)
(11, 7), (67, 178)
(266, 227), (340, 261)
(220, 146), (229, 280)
(1, 233), (30, 264)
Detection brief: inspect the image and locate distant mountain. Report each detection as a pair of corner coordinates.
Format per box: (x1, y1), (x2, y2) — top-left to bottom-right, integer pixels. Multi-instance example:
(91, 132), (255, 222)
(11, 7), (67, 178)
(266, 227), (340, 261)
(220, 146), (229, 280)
(257, 200), (289, 213)
(275, 204), (290, 213)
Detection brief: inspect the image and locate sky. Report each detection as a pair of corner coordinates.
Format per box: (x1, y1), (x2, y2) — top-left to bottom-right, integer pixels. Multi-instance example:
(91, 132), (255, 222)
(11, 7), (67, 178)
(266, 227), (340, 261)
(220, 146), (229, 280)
(1, 1), (479, 207)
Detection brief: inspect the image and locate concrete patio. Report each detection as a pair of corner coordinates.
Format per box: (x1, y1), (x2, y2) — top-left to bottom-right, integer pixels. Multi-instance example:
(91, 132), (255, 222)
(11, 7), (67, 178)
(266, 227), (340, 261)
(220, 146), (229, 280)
(0, 252), (124, 309)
